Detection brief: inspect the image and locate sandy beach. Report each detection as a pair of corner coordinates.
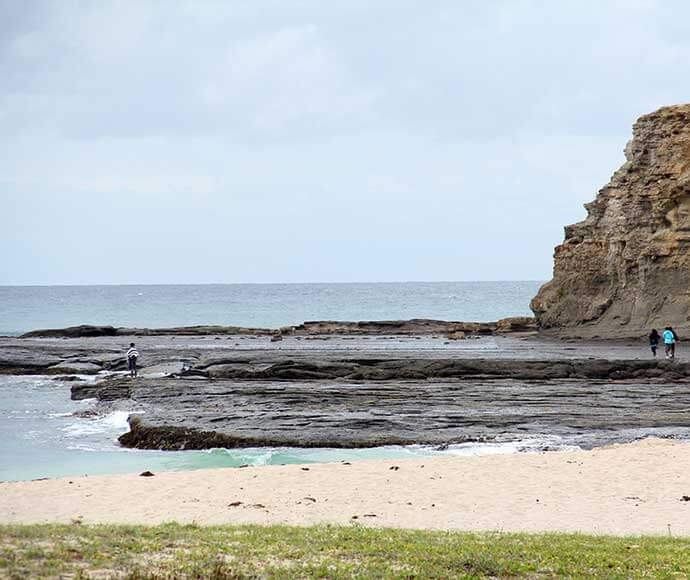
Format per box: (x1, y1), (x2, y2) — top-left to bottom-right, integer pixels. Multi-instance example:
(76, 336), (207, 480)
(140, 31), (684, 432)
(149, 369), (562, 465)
(2, 438), (689, 536)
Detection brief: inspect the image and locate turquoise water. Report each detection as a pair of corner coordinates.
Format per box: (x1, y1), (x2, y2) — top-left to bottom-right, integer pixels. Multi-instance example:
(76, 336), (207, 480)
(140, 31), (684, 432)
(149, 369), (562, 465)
(0, 281), (542, 335)
(0, 281), (548, 481)
(0, 375), (564, 482)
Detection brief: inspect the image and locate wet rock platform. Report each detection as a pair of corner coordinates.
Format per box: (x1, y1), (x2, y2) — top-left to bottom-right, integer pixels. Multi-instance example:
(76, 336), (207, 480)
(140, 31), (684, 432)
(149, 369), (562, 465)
(2, 326), (688, 451)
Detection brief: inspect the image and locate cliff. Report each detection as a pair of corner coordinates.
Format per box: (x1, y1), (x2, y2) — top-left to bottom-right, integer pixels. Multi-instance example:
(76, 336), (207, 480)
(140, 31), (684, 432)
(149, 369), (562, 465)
(531, 104), (690, 337)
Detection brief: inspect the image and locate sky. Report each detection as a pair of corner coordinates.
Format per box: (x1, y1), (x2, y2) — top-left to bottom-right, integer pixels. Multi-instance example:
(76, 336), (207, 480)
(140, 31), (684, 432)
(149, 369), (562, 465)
(2, 0), (690, 285)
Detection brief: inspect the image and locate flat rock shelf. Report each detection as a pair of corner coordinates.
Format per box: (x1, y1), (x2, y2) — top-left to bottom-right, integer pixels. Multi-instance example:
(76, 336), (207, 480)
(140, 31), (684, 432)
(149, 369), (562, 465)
(3, 327), (689, 453)
(73, 375), (690, 450)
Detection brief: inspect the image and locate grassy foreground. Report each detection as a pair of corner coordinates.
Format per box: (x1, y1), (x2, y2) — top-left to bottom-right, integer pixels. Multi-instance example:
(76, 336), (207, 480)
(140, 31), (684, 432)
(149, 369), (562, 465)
(1, 524), (689, 579)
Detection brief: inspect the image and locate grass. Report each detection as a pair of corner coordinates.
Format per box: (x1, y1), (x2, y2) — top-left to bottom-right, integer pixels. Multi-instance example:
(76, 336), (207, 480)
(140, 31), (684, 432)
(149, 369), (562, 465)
(1, 523), (689, 578)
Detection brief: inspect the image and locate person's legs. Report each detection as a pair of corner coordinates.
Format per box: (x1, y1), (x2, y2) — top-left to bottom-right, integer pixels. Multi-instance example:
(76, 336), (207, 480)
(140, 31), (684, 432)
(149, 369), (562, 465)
(665, 344), (672, 359)
(651, 345), (657, 358)
(671, 343), (676, 359)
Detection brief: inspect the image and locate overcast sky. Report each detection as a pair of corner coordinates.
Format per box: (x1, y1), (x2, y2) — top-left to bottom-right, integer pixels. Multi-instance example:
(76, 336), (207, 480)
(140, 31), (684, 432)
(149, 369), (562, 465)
(2, 1), (690, 285)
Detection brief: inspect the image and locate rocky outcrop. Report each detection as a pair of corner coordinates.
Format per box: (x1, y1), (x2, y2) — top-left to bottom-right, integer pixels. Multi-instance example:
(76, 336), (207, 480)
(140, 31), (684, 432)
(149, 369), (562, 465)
(20, 325), (120, 338)
(71, 373), (690, 451)
(532, 104), (690, 337)
(20, 324), (274, 338)
(193, 357), (690, 382)
(19, 317), (537, 339)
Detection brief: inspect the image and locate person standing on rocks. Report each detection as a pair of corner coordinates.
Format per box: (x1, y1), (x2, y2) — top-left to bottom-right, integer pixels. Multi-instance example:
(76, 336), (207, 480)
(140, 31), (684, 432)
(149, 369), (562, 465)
(649, 329), (660, 358)
(126, 343), (139, 378)
(662, 327), (676, 360)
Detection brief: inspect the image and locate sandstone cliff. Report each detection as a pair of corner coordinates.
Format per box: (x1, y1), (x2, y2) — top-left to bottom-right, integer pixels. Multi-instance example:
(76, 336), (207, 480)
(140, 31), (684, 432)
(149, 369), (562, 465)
(531, 104), (690, 337)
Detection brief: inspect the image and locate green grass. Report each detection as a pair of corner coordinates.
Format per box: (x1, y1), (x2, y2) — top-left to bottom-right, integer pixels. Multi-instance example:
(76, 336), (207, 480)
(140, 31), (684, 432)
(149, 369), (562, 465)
(1, 523), (689, 578)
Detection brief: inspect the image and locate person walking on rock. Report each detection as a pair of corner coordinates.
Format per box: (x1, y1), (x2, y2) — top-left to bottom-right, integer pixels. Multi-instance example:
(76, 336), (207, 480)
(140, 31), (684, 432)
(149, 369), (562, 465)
(126, 342), (139, 378)
(663, 327), (676, 360)
(649, 329), (660, 358)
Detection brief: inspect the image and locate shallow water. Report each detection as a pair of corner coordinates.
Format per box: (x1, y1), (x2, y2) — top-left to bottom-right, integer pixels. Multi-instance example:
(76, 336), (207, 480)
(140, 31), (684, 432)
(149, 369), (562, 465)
(0, 280), (684, 481)
(5, 374), (690, 482)
(1, 375), (587, 482)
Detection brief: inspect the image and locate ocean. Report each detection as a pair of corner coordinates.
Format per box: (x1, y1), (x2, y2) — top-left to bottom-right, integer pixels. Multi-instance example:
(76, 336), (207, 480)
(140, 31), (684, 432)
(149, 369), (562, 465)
(1, 281), (548, 481)
(0, 281), (541, 336)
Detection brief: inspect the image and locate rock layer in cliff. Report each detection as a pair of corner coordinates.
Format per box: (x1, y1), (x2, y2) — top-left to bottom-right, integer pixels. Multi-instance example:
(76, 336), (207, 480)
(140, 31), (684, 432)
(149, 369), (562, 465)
(531, 104), (690, 337)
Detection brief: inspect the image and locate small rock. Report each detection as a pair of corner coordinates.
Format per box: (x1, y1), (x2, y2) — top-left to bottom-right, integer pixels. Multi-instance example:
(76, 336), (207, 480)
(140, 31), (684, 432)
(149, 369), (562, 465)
(139, 471), (155, 477)
(228, 501), (243, 507)
(303, 496), (317, 502)
(301, 467), (310, 471)
(680, 496), (690, 502)
(389, 466), (399, 471)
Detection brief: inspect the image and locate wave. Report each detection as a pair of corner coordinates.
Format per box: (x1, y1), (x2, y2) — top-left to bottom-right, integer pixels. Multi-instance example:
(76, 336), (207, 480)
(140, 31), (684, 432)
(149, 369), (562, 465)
(62, 410), (131, 438)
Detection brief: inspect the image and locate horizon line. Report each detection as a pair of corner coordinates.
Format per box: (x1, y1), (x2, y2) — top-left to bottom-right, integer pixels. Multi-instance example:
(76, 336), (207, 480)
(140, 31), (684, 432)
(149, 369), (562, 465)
(0, 279), (548, 288)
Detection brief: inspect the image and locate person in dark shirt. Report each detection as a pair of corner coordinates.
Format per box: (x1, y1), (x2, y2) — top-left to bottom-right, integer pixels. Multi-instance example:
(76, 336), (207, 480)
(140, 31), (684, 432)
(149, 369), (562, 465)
(649, 329), (660, 358)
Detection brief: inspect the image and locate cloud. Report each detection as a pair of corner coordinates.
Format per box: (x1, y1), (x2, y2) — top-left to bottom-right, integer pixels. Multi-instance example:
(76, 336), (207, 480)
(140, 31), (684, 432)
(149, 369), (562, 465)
(1, 0), (690, 284)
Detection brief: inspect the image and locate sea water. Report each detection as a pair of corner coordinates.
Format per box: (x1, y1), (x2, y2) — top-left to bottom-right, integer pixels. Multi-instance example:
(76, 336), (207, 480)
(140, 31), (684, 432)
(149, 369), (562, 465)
(0, 281), (541, 336)
(0, 281), (558, 481)
(1, 375), (581, 482)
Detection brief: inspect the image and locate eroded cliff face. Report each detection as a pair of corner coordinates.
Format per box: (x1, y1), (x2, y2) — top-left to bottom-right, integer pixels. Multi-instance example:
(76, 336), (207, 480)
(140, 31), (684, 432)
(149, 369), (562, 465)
(531, 104), (690, 337)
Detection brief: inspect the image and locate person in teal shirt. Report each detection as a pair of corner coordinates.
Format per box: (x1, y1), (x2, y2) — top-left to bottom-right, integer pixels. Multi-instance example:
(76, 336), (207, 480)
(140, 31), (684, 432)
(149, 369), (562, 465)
(663, 327), (676, 359)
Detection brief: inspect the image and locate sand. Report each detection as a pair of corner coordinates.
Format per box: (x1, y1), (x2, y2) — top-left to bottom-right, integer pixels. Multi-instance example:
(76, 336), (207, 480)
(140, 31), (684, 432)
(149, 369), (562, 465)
(2, 439), (689, 536)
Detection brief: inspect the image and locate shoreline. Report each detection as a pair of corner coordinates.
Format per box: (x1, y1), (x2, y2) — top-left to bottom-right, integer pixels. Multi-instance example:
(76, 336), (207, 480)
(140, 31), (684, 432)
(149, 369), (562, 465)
(2, 438), (689, 535)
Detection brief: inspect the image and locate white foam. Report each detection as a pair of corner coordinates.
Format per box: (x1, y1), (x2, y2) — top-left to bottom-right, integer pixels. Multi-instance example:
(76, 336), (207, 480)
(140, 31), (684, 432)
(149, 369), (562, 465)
(62, 410), (131, 438)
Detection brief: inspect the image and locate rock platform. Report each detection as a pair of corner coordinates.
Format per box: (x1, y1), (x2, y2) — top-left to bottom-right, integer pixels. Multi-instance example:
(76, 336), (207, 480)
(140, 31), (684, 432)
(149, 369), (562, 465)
(3, 324), (688, 451)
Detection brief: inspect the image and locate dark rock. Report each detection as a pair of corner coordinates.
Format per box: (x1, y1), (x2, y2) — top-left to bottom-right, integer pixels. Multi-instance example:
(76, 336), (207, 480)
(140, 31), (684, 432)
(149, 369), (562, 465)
(18, 317), (540, 340)
(110, 370), (690, 451)
(21, 325), (119, 338)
